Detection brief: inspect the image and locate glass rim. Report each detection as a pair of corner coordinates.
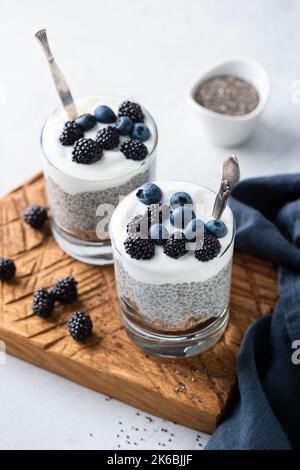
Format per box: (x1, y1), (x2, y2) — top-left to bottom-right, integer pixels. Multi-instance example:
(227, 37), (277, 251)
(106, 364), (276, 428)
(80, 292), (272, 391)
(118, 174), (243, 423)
(40, 96), (158, 184)
(111, 180), (236, 273)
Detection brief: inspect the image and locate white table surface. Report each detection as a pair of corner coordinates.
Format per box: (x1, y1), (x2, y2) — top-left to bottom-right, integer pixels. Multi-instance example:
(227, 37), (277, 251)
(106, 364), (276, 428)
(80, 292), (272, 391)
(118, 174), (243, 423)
(1, 0), (299, 450)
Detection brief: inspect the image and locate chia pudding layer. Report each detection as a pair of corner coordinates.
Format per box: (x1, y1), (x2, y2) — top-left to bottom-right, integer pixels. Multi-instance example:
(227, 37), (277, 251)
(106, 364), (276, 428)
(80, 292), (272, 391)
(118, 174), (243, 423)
(115, 257), (232, 332)
(110, 181), (235, 336)
(46, 169), (150, 241)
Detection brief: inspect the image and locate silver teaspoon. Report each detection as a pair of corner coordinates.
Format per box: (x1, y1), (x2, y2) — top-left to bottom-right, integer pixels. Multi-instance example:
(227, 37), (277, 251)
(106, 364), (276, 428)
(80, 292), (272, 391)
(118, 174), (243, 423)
(212, 155), (240, 220)
(35, 29), (78, 120)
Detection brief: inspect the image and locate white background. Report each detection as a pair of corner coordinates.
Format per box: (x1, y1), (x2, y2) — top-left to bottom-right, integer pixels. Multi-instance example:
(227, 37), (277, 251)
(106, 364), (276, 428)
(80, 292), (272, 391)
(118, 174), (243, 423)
(1, 0), (299, 450)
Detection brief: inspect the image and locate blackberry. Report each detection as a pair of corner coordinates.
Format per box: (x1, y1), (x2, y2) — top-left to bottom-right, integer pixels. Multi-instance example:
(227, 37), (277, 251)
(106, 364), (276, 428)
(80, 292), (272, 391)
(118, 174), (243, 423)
(52, 276), (78, 304)
(118, 100), (145, 123)
(68, 311), (93, 342)
(32, 289), (54, 318)
(120, 139), (148, 161)
(23, 205), (48, 229)
(0, 258), (16, 281)
(194, 232), (221, 262)
(147, 204), (169, 226)
(59, 121), (84, 146)
(124, 237), (155, 260)
(72, 138), (103, 164)
(96, 126), (119, 150)
(164, 232), (187, 259)
(127, 215), (146, 238)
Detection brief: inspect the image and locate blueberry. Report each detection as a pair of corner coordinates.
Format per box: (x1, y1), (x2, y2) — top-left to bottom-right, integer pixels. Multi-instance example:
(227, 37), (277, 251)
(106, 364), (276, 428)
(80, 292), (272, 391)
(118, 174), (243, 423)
(115, 116), (133, 135)
(94, 105), (116, 123)
(148, 224), (169, 245)
(185, 219), (205, 241)
(136, 183), (162, 205)
(170, 192), (193, 208)
(75, 113), (97, 131)
(170, 206), (195, 229)
(206, 220), (228, 238)
(131, 123), (151, 142)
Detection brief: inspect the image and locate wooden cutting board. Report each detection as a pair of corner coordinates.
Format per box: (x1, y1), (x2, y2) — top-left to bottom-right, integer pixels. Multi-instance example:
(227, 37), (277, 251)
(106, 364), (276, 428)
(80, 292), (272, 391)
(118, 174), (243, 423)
(0, 173), (278, 433)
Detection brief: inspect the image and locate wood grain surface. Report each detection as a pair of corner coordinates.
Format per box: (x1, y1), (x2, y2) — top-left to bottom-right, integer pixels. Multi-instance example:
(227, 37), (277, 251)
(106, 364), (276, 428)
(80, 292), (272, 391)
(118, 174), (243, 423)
(0, 173), (278, 433)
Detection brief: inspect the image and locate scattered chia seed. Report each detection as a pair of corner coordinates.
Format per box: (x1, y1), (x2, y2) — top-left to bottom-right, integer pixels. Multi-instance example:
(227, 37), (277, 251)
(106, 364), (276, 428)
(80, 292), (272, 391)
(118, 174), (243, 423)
(195, 75), (259, 116)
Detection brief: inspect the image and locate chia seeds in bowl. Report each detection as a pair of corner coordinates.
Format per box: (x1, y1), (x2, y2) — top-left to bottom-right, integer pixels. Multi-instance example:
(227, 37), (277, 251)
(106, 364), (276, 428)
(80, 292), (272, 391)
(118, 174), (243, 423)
(194, 75), (259, 116)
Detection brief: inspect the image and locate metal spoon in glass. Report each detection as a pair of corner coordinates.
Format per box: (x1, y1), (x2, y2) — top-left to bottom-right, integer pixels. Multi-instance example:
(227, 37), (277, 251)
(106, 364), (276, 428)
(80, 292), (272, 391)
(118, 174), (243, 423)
(212, 155), (240, 220)
(35, 29), (78, 120)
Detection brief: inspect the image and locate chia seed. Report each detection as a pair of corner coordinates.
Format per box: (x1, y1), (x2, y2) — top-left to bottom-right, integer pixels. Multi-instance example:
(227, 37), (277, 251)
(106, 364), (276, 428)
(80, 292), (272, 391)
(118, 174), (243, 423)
(46, 169), (150, 240)
(115, 258), (232, 331)
(194, 75), (259, 116)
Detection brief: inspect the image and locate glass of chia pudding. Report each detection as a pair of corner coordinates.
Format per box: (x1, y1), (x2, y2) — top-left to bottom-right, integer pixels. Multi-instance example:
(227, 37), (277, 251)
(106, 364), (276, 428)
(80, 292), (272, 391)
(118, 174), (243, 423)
(110, 180), (236, 358)
(41, 96), (157, 265)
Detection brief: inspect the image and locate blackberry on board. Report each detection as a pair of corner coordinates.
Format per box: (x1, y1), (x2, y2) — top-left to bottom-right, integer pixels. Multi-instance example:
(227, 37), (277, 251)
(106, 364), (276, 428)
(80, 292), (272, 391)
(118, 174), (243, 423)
(52, 276), (78, 304)
(23, 205), (48, 229)
(0, 258), (16, 281)
(32, 289), (54, 318)
(68, 311), (93, 342)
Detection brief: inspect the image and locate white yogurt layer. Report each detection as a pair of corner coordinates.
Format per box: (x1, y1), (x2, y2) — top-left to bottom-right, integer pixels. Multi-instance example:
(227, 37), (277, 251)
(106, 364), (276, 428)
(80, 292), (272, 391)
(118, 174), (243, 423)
(42, 96), (157, 194)
(110, 181), (235, 284)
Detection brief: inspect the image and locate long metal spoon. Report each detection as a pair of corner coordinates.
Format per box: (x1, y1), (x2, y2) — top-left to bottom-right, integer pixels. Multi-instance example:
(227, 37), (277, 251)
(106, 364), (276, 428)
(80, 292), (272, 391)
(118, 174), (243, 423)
(212, 155), (240, 220)
(35, 29), (78, 120)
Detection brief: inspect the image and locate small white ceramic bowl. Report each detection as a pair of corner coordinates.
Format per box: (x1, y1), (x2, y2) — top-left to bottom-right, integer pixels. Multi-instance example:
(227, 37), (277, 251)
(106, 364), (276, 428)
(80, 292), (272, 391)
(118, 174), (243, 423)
(187, 55), (270, 147)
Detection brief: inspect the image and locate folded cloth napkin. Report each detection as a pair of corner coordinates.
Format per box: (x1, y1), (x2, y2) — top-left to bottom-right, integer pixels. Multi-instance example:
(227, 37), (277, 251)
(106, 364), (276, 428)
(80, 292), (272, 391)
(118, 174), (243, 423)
(206, 174), (300, 450)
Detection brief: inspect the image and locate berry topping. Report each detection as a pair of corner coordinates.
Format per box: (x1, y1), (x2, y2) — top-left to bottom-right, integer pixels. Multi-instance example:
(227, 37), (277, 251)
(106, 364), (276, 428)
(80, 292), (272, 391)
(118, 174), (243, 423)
(96, 126), (120, 150)
(194, 232), (221, 262)
(206, 220), (228, 238)
(131, 123), (150, 142)
(32, 289), (54, 318)
(170, 192), (193, 208)
(75, 113), (97, 131)
(72, 138), (103, 164)
(185, 218), (205, 242)
(23, 205), (48, 229)
(59, 121), (84, 146)
(115, 116), (133, 136)
(120, 139), (148, 161)
(170, 206), (195, 229)
(136, 183), (162, 205)
(68, 311), (93, 342)
(164, 232), (187, 259)
(118, 100), (145, 123)
(0, 258), (16, 281)
(147, 203), (169, 225)
(52, 276), (78, 304)
(94, 105), (116, 124)
(148, 224), (169, 245)
(127, 215), (148, 239)
(124, 237), (155, 260)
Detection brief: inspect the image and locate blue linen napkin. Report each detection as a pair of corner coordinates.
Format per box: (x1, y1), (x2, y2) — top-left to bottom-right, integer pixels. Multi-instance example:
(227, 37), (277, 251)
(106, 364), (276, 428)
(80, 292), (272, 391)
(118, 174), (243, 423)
(205, 174), (300, 450)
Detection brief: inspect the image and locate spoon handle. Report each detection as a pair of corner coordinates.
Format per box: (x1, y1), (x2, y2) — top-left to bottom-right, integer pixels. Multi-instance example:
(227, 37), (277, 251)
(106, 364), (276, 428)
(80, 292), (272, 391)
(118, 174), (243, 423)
(212, 155), (240, 220)
(35, 29), (78, 120)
